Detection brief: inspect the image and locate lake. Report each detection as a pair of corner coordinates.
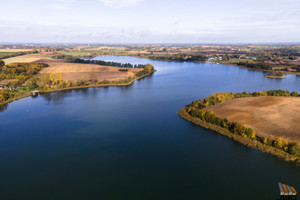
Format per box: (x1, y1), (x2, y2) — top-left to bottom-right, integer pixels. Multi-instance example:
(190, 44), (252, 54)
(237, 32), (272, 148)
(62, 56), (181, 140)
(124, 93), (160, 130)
(0, 56), (299, 200)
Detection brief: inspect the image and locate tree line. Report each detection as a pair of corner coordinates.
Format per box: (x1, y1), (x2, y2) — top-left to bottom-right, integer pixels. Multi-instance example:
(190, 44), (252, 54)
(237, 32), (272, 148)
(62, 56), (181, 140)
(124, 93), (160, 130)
(190, 90), (300, 108)
(73, 58), (147, 68)
(0, 51), (37, 60)
(146, 54), (208, 62)
(189, 108), (255, 139)
(237, 61), (270, 70)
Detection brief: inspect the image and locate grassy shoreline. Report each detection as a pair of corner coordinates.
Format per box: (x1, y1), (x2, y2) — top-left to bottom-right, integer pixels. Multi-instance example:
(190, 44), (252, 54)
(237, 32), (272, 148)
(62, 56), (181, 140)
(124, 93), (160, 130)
(0, 70), (156, 106)
(264, 75), (287, 79)
(216, 62), (300, 76)
(178, 107), (300, 166)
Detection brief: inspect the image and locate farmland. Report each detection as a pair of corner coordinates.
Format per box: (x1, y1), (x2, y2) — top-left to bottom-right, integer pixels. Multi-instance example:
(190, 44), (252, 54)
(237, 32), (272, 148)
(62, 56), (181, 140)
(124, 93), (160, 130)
(3, 54), (51, 64)
(205, 96), (300, 142)
(37, 59), (143, 82)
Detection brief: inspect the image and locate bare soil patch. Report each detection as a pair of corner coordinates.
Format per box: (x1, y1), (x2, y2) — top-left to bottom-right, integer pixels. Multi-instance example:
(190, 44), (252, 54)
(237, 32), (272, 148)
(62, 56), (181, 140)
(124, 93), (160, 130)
(205, 96), (300, 142)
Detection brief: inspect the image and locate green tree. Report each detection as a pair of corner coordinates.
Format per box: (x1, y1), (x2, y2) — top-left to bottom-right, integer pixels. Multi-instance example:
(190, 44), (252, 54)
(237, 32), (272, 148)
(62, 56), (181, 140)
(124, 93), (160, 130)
(288, 142), (300, 156)
(28, 83), (39, 90)
(291, 91), (299, 97)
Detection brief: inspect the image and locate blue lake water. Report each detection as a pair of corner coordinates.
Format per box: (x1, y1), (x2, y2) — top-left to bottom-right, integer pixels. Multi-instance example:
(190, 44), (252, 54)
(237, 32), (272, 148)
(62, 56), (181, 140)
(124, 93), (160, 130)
(0, 56), (299, 200)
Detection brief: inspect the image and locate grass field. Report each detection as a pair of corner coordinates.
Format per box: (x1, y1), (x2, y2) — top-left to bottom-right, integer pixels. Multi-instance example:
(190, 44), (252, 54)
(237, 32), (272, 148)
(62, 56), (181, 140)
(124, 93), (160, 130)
(62, 51), (94, 56)
(37, 60), (142, 82)
(205, 96), (300, 142)
(3, 54), (51, 64)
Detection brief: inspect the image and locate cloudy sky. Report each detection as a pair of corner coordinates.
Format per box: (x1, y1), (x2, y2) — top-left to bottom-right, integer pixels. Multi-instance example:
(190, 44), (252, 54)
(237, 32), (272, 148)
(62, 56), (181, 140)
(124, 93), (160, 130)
(0, 0), (299, 43)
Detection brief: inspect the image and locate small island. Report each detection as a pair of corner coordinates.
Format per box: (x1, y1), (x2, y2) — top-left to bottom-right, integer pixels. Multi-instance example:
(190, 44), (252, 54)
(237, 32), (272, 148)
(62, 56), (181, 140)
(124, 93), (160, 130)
(178, 90), (300, 166)
(264, 71), (287, 79)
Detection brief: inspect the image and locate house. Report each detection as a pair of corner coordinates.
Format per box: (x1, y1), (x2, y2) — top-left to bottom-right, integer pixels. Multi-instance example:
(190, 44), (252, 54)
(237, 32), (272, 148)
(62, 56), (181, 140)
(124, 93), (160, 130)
(9, 86), (16, 91)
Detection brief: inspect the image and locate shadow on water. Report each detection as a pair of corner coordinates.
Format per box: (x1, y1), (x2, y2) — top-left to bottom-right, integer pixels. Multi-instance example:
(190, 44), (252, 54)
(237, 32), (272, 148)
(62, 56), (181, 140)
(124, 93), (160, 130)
(0, 104), (8, 113)
(40, 90), (73, 102)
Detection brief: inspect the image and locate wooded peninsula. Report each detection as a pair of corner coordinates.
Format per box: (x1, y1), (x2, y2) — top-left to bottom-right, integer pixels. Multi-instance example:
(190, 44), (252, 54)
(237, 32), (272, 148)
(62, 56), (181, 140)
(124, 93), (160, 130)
(0, 53), (156, 106)
(178, 90), (300, 166)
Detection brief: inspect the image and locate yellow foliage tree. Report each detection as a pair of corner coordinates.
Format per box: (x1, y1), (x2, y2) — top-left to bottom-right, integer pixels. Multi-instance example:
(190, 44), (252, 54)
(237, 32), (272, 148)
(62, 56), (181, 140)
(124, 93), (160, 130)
(66, 80), (72, 88)
(50, 73), (60, 86)
(145, 64), (154, 72)
(0, 94), (5, 102)
(274, 137), (283, 148)
(251, 131), (256, 139)
(263, 137), (268, 145)
(127, 71), (135, 80)
(59, 74), (63, 86)
(73, 81), (78, 87)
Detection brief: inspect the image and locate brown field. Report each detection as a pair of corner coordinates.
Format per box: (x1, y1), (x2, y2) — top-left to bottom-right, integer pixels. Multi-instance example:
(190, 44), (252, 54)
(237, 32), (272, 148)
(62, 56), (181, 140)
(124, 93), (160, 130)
(0, 49), (33, 52)
(37, 59), (142, 82)
(3, 54), (51, 64)
(205, 96), (300, 142)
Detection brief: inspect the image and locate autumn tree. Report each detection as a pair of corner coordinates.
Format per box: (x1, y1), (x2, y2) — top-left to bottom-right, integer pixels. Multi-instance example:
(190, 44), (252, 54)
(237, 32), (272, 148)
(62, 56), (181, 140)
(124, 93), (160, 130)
(127, 71), (135, 80)
(89, 73), (97, 83)
(145, 64), (154, 72)
(288, 142), (300, 156)
(0, 60), (5, 68)
(41, 74), (50, 86)
(66, 80), (72, 88)
(273, 137), (284, 149)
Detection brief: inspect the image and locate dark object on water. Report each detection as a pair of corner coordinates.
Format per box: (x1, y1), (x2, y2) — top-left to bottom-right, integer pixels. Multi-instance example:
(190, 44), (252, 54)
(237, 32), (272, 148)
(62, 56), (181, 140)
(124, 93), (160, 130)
(278, 182), (297, 200)
(31, 90), (39, 97)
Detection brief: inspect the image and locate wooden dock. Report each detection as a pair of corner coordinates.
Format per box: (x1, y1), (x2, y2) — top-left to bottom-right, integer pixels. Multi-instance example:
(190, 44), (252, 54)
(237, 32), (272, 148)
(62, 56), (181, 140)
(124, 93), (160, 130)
(31, 90), (39, 97)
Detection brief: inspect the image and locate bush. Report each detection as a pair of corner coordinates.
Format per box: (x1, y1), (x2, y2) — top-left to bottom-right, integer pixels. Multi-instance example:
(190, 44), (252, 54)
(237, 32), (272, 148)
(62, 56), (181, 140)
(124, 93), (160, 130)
(288, 142), (300, 156)
(0, 60), (5, 67)
(27, 83), (39, 90)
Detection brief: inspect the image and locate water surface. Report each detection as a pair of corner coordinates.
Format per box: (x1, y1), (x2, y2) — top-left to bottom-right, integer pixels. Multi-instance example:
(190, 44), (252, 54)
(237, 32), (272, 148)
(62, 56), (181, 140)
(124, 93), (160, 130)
(0, 56), (299, 200)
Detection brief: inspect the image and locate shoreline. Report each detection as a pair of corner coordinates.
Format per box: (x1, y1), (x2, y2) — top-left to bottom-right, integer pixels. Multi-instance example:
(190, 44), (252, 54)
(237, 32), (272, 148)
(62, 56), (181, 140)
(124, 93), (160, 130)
(96, 54), (300, 76)
(0, 70), (156, 106)
(178, 107), (300, 166)
(264, 75), (287, 79)
(82, 54), (300, 75)
(216, 62), (300, 76)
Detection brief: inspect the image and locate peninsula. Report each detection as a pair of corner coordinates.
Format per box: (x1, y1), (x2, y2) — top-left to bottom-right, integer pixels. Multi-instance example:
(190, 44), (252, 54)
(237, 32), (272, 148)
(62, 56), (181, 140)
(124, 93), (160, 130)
(0, 51), (156, 106)
(178, 90), (300, 166)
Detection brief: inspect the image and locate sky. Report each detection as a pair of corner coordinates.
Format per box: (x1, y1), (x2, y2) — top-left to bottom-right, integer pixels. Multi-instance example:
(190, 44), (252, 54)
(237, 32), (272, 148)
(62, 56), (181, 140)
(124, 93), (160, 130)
(0, 0), (299, 43)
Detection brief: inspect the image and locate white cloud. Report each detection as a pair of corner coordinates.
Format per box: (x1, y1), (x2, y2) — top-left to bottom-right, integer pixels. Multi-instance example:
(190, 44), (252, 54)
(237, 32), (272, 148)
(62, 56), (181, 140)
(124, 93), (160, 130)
(98, 0), (144, 8)
(49, 0), (75, 9)
(55, 0), (75, 2)
(49, 4), (69, 9)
